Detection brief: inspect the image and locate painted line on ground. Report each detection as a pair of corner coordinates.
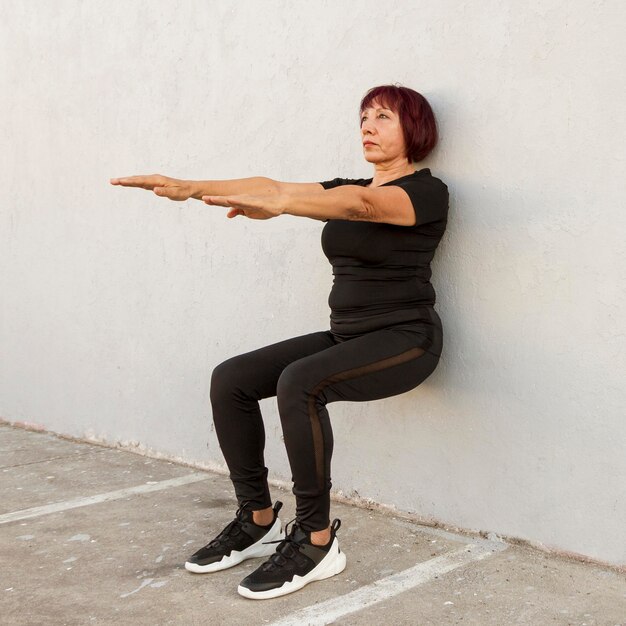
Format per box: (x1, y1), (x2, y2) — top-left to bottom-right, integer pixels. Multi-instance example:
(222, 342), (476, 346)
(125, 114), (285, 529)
(269, 540), (508, 626)
(0, 473), (209, 525)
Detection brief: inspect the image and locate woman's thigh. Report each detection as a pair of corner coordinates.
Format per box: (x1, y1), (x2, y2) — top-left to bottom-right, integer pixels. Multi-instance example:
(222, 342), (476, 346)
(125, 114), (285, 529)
(210, 330), (336, 402)
(278, 324), (442, 404)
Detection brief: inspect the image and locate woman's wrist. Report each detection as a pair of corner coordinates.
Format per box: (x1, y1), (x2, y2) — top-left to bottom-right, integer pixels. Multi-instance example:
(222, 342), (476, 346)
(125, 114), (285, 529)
(277, 192), (290, 216)
(185, 180), (203, 200)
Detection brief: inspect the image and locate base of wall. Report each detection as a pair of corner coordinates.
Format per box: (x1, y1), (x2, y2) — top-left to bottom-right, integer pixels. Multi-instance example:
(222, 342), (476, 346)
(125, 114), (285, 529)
(3, 417), (624, 574)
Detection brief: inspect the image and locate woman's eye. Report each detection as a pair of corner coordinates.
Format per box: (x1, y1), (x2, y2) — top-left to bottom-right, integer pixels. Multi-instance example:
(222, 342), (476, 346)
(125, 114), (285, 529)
(361, 113), (388, 123)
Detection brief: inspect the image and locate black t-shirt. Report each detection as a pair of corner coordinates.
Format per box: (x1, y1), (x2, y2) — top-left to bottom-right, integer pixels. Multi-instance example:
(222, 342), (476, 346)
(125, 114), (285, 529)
(318, 167), (448, 340)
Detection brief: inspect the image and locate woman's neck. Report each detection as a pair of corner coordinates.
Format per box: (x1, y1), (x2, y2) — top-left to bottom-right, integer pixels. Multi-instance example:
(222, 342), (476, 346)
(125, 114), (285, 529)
(368, 163), (416, 187)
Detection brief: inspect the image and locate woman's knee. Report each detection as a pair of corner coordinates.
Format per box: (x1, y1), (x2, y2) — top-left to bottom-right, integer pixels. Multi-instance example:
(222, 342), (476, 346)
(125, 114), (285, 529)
(209, 355), (246, 404)
(277, 361), (306, 401)
(276, 360), (326, 417)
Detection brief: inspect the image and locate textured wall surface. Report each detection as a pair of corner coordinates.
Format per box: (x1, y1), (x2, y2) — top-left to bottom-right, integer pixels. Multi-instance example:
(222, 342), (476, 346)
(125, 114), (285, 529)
(1, 1), (625, 566)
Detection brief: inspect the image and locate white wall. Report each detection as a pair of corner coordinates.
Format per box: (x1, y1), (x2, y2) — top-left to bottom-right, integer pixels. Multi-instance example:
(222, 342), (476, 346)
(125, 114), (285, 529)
(1, 1), (624, 566)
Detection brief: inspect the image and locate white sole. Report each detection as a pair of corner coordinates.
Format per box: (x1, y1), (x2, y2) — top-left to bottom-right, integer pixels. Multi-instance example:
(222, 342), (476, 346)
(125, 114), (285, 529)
(237, 537), (347, 599)
(184, 517), (284, 574)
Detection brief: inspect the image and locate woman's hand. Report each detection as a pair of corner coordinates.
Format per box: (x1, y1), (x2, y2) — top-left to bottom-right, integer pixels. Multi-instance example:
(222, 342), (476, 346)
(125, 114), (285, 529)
(202, 193), (286, 220)
(110, 174), (193, 201)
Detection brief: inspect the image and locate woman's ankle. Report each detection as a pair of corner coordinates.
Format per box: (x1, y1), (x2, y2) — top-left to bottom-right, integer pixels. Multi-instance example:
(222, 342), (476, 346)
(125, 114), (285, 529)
(310, 526), (331, 546)
(252, 506), (273, 526)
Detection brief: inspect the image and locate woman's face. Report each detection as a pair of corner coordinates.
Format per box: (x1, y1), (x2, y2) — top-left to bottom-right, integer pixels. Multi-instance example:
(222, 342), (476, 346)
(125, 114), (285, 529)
(360, 100), (407, 164)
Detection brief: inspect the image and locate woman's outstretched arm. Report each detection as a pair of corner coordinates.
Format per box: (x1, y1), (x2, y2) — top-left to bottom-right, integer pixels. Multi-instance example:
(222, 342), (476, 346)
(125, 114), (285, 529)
(110, 173), (324, 201)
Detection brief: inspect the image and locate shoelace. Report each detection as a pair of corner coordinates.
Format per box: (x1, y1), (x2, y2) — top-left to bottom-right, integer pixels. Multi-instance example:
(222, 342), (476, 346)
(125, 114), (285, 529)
(260, 517), (304, 570)
(207, 499), (254, 549)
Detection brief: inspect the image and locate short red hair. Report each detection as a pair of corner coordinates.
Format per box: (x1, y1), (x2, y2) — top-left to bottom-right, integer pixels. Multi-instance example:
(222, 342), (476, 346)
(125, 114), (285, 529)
(359, 84), (439, 163)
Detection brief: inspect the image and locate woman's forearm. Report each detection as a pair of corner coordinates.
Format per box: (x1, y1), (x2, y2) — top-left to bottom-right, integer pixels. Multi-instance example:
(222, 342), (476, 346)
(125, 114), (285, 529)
(187, 176), (279, 200)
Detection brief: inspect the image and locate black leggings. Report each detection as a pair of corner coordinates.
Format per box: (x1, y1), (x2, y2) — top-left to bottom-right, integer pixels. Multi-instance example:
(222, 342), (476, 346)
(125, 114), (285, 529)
(209, 309), (443, 533)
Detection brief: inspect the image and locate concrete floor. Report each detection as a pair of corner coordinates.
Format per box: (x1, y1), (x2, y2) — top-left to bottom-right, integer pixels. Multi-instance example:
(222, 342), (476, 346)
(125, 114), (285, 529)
(1, 423), (625, 626)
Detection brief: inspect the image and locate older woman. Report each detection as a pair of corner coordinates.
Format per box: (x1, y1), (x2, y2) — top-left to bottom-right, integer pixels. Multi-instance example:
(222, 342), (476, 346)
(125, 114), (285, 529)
(110, 84), (448, 600)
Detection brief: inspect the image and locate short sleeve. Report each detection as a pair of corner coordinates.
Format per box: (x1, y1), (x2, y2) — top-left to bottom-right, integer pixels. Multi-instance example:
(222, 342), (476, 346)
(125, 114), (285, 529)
(390, 178), (449, 227)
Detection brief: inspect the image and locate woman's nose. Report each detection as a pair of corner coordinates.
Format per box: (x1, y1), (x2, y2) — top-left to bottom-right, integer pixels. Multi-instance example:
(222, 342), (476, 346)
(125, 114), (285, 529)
(361, 122), (375, 136)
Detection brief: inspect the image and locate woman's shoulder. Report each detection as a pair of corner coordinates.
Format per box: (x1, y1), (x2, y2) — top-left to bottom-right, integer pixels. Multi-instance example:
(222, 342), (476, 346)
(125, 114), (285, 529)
(389, 169), (449, 203)
(397, 168), (447, 189)
(319, 169), (448, 198)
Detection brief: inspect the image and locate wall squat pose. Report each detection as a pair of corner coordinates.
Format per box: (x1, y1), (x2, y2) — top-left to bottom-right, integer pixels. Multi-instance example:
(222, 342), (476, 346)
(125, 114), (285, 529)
(110, 84), (449, 600)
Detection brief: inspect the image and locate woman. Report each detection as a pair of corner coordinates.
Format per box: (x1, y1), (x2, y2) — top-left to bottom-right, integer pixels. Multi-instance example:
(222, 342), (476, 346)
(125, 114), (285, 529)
(110, 84), (448, 600)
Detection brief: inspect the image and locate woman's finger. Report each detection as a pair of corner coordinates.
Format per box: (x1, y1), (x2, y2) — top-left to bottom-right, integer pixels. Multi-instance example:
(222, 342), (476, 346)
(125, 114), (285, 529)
(110, 175), (160, 189)
(202, 195), (233, 206)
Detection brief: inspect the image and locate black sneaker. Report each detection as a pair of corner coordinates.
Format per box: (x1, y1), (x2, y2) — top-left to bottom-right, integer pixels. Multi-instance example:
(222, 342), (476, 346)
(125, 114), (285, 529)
(184, 500), (284, 573)
(237, 517), (346, 599)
